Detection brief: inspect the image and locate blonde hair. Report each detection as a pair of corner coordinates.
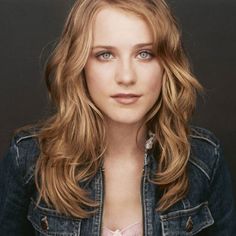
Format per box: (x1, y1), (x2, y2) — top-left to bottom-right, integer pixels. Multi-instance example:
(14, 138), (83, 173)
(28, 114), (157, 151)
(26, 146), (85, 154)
(34, 0), (204, 218)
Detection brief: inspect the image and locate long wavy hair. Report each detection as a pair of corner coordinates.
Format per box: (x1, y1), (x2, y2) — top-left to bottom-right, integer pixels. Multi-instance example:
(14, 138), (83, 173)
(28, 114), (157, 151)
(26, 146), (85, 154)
(34, 0), (204, 218)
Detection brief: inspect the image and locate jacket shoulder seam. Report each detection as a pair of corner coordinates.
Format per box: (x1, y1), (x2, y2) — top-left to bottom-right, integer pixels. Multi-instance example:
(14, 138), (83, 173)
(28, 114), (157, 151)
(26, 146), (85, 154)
(15, 134), (38, 144)
(14, 134), (38, 166)
(190, 125), (219, 147)
(189, 134), (217, 148)
(188, 158), (210, 181)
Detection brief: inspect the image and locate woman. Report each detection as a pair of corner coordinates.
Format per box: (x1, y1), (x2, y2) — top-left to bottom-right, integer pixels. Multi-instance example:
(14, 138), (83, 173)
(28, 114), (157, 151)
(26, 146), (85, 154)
(0, 0), (235, 235)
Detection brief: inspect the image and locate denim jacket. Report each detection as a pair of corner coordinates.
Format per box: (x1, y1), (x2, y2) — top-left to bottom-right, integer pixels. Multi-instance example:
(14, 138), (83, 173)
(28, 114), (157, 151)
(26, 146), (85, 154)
(0, 125), (236, 236)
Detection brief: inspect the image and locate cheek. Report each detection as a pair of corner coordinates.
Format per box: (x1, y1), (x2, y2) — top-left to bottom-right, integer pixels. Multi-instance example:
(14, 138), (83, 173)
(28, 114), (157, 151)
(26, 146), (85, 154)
(84, 63), (101, 91)
(84, 67), (112, 104)
(142, 63), (163, 92)
(84, 62), (113, 92)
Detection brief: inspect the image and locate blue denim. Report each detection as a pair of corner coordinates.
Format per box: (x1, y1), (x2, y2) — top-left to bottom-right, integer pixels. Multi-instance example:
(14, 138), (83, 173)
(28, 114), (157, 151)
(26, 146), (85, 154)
(0, 125), (236, 235)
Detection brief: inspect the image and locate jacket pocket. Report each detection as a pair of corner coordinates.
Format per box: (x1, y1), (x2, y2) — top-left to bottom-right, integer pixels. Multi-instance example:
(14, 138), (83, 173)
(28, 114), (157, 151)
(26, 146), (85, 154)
(160, 201), (214, 236)
(27, 199), (82, 236)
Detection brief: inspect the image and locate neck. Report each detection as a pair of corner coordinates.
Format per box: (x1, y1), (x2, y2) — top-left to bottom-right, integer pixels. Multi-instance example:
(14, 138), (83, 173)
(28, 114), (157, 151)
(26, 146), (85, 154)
(104, 121), (147, 161)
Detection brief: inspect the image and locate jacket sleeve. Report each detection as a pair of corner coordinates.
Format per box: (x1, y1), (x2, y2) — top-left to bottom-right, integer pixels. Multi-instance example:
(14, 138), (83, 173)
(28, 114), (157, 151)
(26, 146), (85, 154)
(206, 143), (236, 235)
(0, 136), (35, 236)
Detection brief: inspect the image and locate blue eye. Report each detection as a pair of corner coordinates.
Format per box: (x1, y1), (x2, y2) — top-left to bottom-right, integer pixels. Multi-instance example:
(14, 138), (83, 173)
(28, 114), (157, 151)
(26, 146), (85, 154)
(138, 51), (153, 59)
(96, 52), (112, 60)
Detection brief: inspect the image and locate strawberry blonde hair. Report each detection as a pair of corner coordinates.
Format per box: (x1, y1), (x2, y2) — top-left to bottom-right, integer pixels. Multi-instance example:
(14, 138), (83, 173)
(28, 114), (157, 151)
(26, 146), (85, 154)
(33, 0), (204, 218)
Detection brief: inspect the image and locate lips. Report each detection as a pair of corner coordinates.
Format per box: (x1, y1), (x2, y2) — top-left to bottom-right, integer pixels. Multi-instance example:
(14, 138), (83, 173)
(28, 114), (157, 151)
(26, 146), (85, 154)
(111, 93), (141, 104)
(111, 93), (141, 98)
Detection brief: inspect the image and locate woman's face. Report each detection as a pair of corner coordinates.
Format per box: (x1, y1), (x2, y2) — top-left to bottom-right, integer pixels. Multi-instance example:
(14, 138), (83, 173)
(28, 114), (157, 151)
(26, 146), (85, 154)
(84, 7), (163, 126)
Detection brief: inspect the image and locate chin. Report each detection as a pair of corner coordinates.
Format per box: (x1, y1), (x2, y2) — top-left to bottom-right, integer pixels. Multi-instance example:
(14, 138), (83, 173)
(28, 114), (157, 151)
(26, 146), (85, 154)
(105, 114), (145, 126)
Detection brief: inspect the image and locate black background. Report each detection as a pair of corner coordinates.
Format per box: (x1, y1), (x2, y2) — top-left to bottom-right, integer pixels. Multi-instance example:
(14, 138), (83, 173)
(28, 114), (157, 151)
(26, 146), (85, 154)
(0, 0), (235, 198)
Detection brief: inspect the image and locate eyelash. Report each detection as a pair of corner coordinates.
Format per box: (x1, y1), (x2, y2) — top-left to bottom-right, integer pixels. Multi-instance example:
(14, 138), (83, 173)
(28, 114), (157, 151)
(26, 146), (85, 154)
(96, 51), (112, 61)
(95, 50), (154, 61)
(139, 51), (154, 59)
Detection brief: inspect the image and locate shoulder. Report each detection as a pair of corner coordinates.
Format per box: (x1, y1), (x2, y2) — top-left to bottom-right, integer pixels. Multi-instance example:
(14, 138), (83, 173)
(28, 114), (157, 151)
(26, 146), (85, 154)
(189, 125), (220, 148)
(13, 125), (40, 153)
(189, 125), (222, 182)
(3, 125), (41, 184)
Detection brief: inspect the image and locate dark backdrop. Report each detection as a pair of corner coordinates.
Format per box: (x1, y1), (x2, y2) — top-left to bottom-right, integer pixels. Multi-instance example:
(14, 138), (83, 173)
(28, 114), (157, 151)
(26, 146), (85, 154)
(0, 0), (235, 198)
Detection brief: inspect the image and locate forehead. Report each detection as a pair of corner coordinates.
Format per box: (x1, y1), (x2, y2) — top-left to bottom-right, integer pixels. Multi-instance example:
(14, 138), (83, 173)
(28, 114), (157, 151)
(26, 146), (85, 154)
(92, 7), (153, 46)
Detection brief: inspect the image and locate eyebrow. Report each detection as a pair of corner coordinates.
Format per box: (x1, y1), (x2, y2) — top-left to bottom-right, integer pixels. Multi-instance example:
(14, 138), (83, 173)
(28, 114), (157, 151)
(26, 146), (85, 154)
(92, 42), (153, 50)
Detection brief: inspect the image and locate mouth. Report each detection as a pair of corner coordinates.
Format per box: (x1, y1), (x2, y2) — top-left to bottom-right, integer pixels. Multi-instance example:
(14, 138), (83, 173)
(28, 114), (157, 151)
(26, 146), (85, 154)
(111, 94), (141, 104)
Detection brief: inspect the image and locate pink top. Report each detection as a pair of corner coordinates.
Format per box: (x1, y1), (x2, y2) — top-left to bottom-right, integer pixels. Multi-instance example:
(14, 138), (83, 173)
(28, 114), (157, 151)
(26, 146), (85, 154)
(102, 221), (143, 236)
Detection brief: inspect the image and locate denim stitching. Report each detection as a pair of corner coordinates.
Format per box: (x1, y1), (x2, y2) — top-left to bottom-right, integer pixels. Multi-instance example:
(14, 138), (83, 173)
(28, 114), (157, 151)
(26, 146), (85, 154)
(205, 204), (215, 225)
(24, 166), (35, 185)
(209, 144), (220, 185)
(190, 134), (217, 147)
(15, 134), (37, 144)
(188, 158), (210, 181)
(181, 198), (191, 209)
(29, 198), (80, 220)
(160, 221), (167, 236)
(27, 216), (76, 236)
(160, 206), (214, 236)
(142, 152), (148, 236)
(159, 201), (209, 221)
(14, 134), (38, 185)
(193, 219), (214, 235)
(190, 125), (219, 146)
(14, 143), (20, 167)
(27, 200), (81, 235)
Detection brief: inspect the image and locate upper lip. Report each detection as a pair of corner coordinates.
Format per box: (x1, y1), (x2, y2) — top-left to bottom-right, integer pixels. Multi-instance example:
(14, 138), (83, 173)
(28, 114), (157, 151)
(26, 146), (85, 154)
(111, 93), (141, 98)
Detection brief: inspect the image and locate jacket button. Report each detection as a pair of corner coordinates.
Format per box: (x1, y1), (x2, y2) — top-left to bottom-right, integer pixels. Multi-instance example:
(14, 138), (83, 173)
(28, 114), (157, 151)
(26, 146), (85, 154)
(185, 216), (193, 232)
(40, 216), (49, 231)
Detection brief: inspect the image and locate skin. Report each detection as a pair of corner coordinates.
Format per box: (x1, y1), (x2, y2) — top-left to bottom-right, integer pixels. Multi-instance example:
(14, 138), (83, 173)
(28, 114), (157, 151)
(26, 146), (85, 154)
(84, 6), (163, 230)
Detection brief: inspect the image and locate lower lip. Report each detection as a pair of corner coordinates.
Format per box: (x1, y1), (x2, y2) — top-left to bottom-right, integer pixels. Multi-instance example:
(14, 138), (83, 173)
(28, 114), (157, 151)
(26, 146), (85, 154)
(112, 96), (140, 104)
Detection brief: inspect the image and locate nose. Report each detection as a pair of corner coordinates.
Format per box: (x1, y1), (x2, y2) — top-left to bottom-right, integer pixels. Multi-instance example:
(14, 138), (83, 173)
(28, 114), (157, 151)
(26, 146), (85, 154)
(115, 58), (136, 86)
